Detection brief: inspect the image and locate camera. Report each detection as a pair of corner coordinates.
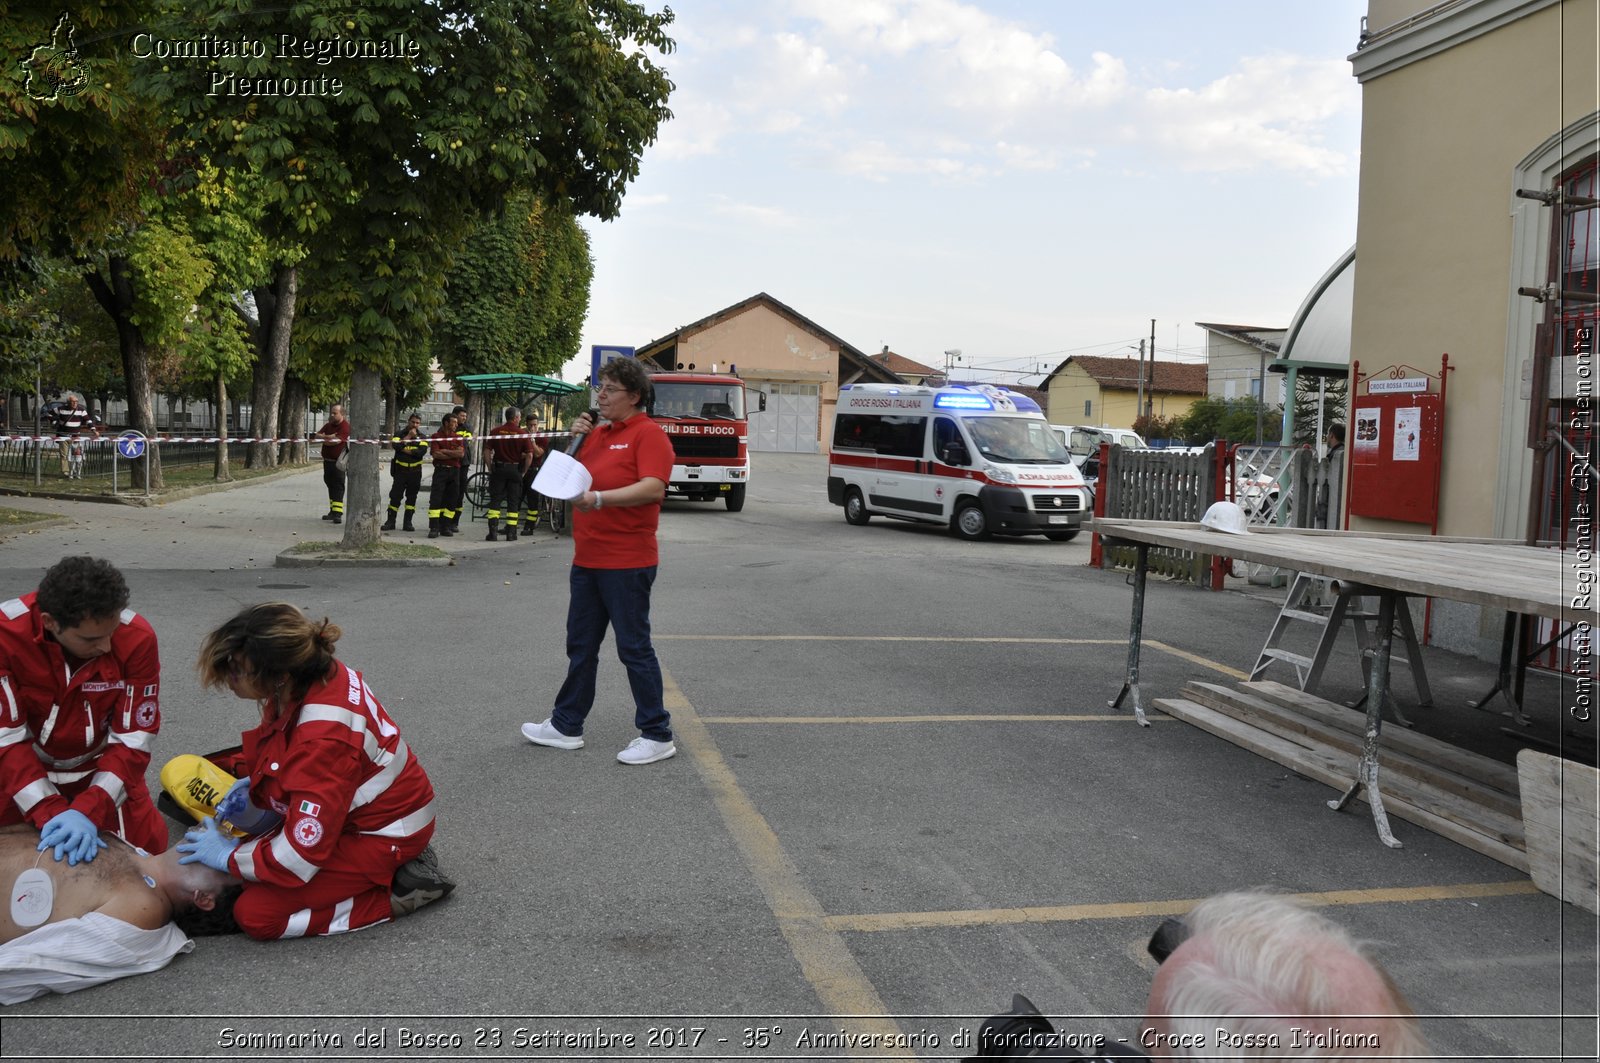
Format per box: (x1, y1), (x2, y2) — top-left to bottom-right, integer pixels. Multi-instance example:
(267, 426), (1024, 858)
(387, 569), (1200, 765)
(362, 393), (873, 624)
(962, 995), (1149, 1061)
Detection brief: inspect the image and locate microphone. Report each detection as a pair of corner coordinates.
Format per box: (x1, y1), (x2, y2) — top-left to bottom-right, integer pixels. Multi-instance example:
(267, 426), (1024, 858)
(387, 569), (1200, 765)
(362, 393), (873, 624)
(567, 408), (601, 457)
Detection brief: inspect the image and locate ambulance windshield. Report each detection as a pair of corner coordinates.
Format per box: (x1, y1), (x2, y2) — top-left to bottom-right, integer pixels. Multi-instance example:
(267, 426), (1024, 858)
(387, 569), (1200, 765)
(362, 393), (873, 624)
(653, 382), (746, 421)
(966, 417), (1073, 465)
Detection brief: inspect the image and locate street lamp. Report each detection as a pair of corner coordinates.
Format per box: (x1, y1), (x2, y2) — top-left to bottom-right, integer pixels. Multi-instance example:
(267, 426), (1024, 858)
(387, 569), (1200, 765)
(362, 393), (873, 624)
(943, 349), (962, 380)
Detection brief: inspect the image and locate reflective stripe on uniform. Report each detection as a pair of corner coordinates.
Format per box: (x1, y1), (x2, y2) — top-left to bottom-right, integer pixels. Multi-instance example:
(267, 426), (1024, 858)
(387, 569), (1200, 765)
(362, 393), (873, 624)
(359, 798), (435, 839)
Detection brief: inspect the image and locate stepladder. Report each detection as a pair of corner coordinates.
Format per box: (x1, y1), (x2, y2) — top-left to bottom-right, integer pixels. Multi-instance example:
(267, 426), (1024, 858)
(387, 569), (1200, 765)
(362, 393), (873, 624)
(1251, 572), (1433, 726)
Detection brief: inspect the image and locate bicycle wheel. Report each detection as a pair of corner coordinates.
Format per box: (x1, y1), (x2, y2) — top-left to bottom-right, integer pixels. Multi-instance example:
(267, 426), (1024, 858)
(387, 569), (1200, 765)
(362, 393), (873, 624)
(546, 496), (567, 535)
(464, 471), (491, 512)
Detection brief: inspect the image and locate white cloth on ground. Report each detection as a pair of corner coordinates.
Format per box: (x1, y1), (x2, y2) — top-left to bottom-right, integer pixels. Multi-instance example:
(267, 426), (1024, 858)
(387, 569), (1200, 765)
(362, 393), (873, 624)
(0, 912), (193, 1005)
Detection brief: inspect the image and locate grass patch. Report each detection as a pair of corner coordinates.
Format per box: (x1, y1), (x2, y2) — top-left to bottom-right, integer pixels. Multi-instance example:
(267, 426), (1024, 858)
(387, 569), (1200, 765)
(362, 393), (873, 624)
(0, 506), (56, 528)
(286, 540), (447, 560)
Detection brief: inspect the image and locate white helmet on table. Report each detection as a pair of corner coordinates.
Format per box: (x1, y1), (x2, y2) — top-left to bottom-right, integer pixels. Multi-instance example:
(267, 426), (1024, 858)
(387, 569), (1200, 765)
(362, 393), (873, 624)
(1199, 500), (1250, 535)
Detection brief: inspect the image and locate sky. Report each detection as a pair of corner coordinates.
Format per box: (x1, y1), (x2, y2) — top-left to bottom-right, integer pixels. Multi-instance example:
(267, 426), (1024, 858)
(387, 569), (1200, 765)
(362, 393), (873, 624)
(567, 0), (1368, 387)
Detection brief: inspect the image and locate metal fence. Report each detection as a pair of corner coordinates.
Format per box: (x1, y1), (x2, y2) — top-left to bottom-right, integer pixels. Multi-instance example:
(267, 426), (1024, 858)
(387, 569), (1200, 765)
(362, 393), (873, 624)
(0, 437), (259, 484)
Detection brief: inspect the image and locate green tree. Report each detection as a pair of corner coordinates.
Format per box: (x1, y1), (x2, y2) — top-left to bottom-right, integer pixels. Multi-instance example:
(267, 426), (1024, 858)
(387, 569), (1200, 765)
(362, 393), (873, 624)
(1291, 374), (1349, 445)
(140, 0), (675, 545)
(1176, 396), (1279, 447)
(1, 4), (184, 487)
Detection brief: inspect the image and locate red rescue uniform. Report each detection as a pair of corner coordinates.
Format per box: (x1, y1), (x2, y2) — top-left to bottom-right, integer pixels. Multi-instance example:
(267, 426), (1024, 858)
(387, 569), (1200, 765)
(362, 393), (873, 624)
(220, 660), (436, 940)
(0, 594), (166, 852)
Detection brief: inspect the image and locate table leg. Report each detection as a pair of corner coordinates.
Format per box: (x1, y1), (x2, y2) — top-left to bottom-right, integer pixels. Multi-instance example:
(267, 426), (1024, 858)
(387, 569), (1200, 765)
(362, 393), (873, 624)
(1470, 612), (1532, 727)
(1110, 542), (1151, 727)
(1327, 591), (1403, 848)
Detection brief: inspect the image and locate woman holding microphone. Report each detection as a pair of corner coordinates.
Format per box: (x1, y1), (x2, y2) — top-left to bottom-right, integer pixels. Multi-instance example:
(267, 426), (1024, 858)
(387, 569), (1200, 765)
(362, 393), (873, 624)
(521, 357), (678, 765)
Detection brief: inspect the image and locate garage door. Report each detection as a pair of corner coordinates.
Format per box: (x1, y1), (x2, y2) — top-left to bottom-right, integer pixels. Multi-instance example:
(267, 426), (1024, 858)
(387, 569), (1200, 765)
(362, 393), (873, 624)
(748, 383), (820, 453)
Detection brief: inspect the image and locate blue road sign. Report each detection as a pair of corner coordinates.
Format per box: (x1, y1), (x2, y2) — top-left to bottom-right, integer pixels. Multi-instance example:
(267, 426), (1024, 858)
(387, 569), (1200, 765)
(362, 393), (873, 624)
(116, 432), (145, 459)
(590, 345), (635, 385)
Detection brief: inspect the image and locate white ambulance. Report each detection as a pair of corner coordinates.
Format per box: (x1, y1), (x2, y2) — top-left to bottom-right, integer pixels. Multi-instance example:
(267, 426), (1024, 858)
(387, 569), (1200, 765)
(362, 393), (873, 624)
(826, 383), (1092, 541)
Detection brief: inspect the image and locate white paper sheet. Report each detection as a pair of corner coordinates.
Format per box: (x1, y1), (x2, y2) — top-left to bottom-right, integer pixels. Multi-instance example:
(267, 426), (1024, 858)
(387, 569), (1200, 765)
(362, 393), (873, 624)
(531, 449), (592, 501)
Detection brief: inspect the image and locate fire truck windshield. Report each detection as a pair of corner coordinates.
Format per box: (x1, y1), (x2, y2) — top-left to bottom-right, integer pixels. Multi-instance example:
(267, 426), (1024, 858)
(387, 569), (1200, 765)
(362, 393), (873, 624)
(653, 381), (746, 420)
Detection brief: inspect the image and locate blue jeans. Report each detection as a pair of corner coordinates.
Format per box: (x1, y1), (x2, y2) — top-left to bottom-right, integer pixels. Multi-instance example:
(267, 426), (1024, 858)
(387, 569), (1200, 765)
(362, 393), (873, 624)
(551, 565), (671, 742)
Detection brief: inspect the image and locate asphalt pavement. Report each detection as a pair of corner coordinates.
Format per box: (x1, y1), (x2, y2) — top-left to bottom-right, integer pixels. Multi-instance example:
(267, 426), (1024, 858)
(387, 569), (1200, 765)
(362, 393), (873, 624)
(0, 456), (1594, 1062)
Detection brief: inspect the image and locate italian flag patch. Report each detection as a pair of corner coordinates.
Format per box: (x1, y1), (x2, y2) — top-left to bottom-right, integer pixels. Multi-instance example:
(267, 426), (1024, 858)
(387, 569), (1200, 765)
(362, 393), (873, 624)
(298, 800), (321, 818)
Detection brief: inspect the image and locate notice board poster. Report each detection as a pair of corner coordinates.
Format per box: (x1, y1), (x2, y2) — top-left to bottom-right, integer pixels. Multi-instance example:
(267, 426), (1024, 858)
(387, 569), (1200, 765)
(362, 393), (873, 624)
(1353, 408), (1380, 454)
(1393, 407), (1420, 461)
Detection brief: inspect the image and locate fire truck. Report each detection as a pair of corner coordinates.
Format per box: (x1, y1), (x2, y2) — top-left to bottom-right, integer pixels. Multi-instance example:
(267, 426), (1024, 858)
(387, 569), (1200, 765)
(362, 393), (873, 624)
(648, 370), (766, 512)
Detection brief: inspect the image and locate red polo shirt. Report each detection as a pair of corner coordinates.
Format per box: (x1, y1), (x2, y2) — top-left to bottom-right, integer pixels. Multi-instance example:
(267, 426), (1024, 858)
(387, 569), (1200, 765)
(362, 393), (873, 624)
(572, 413), (675, 569)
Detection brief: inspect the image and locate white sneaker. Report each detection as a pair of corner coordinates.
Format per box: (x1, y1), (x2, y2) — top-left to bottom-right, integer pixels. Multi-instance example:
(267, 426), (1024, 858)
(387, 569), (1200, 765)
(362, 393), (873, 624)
(617, 737), (676, 765)
(521, 719), (583, 749)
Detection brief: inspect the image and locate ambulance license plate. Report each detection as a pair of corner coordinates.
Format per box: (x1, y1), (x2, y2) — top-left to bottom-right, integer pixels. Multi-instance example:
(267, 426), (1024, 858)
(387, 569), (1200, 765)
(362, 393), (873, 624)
(1047, 515), (1071, 525)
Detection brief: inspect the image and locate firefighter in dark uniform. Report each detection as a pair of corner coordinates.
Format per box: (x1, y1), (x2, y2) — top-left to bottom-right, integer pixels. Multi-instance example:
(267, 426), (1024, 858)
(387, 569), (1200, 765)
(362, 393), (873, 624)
(484, 406), (535, 541)
(447, 405), (472, 534)
(383, 413), (427, 532)
(426, 412), (465, 539)
(518, 414), (549, 535)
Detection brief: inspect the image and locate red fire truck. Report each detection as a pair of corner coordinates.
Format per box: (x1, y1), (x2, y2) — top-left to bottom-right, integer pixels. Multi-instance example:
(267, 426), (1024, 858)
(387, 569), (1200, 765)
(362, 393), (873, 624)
(648, 371), (766, 512)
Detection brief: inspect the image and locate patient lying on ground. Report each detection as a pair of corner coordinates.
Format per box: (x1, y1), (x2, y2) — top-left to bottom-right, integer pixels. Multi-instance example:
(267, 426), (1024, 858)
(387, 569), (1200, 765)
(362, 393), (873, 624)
(0, 823), (237, 1004)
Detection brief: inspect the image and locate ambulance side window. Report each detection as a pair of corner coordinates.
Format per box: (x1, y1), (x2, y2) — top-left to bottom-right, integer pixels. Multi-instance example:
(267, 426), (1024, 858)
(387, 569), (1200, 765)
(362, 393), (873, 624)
(833, 414), (878, 451)
(933, 418), (964, 464)
(875, 416), (926, 458)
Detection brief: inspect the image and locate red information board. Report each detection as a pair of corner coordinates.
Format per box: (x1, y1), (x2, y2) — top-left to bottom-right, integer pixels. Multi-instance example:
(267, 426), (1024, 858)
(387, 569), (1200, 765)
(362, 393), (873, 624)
(1345, 358), (1450, 527)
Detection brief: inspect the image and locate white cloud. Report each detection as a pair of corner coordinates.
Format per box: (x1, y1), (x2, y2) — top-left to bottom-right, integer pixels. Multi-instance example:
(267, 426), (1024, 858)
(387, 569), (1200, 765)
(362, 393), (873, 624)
(1140, 55), (1356, 177)
(709, 196), (804, 228)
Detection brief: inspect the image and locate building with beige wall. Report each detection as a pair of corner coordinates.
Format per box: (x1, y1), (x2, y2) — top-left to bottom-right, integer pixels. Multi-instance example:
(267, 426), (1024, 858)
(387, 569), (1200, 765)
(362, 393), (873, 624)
(1041, 356), (1207, 429)
(1349, 0), (1597, 653)
(634, 292), (899, 453)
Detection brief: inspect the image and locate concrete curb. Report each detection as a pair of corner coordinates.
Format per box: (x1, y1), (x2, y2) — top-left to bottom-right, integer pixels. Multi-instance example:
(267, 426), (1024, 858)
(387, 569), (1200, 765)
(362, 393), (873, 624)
(0, 515), (74, 540)
(274, 550), (454, 568)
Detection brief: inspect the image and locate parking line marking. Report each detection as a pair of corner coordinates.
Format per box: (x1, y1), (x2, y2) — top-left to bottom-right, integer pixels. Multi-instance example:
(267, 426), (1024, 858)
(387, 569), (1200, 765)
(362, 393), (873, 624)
(664, 670), (907, 1041)
(820, 879), (1542, 932)
(659, 635), (1124, 644)
(657, 634), (1247, 681)
(701, 714), (1168, 724)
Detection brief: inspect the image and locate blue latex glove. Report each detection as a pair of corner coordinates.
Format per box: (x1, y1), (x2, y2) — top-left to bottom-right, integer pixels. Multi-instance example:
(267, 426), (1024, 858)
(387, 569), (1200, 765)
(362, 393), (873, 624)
(215, 777), (251, 823)
(37, 809), (107, 866)
(176, 816), (240, 873)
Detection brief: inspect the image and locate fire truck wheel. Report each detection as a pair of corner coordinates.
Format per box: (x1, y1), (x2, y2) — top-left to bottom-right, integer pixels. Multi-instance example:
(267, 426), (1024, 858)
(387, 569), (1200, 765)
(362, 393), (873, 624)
(843, 488), (871, 525)
(725, 483), (746, 512)
(953, 502), (990, 541)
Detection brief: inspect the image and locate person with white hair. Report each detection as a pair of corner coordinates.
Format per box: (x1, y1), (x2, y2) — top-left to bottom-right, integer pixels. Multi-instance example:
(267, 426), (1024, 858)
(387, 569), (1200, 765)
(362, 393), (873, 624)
(1141, 891), (1429, 1061)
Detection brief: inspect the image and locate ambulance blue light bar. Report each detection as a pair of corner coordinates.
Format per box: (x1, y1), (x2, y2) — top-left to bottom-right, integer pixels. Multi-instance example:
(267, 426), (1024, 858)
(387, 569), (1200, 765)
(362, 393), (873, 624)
(934, 393), (993, 410)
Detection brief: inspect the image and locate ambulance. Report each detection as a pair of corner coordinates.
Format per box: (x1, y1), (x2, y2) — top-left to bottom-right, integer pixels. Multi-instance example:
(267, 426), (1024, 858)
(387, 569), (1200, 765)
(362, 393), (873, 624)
(826, 383), (1091, 541)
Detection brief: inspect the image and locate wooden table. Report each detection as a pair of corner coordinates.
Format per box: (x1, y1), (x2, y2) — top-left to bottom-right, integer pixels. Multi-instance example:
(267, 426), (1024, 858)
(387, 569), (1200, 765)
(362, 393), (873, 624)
(1091, 519), (1584, 848)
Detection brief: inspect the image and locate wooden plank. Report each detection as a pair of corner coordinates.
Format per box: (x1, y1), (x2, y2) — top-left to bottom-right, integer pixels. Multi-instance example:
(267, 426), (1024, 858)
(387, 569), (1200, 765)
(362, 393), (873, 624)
(1517, 750), (1600, 914)
(1185, 683), (1522, 819)
(1241, 680), (1521, 795)
(1155, 698), (1529, 870)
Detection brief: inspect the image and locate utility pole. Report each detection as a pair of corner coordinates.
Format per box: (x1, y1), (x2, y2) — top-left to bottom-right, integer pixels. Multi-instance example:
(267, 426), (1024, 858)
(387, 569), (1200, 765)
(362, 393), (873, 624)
(1148, 319), (1156, 418)
(1136, 339), (1146, 426)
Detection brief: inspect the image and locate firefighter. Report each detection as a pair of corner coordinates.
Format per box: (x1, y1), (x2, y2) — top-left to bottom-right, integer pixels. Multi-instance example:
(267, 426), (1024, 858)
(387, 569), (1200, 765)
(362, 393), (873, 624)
(426, 413), (465, 539)
(518, 414), (548, 535)
(484, 406), (535, 541)
(447, 405), (472, 534)
(382, 413), (427, 532)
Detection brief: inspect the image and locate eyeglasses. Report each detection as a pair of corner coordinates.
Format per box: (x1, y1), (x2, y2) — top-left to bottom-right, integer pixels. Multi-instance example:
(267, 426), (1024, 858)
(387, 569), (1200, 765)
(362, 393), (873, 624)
(596, 385), (631, 397)
(1147, 916), (1190, 964)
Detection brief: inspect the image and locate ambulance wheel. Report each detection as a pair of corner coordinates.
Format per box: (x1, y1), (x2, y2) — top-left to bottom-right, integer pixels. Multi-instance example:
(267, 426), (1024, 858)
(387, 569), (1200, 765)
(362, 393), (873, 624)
(1043, 529), (1080, 542)
(953, 502), (990, 541)
(844, 488), (871, 525)
(725, 483), (746, 512)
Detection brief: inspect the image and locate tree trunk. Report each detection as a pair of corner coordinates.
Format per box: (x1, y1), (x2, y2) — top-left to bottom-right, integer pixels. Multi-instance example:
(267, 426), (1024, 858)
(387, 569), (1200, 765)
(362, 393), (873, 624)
(213, 373), (230, 481)
(281, 378), (309, 464)
(383, 374), (398, 436)
(246, 263), (297, 469)
(342, 366), (383, 548)
(83, 256), (162, 490)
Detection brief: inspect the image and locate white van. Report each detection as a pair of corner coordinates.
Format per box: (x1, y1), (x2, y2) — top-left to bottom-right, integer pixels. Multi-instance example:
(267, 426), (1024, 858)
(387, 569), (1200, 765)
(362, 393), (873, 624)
(827, 384), (1091, 541)
(1050, 424), (1146, 455)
